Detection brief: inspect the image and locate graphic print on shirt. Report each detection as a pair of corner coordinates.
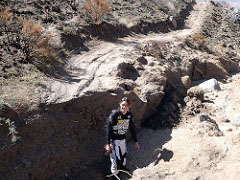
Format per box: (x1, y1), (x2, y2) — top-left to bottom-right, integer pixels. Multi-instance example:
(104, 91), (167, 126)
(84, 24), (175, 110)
(112, 114), (131, 135)
(117, 119), (130, 135)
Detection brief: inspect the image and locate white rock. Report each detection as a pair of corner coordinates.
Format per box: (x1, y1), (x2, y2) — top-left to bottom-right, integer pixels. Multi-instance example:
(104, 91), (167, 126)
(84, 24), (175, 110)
(218, 125), (232, 132)
(198, 78), (221, 93)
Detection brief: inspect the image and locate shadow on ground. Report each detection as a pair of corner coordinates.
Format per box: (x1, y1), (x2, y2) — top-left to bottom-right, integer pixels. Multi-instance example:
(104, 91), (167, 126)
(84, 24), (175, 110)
(127, 128), (173, 171)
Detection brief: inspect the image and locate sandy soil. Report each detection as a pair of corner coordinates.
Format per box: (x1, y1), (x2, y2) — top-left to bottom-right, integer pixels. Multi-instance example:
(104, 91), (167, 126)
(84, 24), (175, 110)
(124, 73), (240, 180)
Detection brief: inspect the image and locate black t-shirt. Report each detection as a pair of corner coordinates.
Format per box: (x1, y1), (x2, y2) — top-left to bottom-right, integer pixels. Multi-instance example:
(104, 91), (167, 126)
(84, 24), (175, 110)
(106, 109), (137, 144)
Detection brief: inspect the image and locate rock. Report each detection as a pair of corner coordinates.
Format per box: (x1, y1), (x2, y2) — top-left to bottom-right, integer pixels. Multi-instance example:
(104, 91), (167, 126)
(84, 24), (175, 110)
(198, 78), (221, 93)
(232, 116), (240, 127)
(117, 62), (140, 80)
(181, 75), (191, 89)
(197, 114), (223, 136)
(197, 120), (222, 137)
(187, 86), (204, 102)
(136, 56), (148, 65)
(218, 125), (232, 132)
(197, 113), (214, 123)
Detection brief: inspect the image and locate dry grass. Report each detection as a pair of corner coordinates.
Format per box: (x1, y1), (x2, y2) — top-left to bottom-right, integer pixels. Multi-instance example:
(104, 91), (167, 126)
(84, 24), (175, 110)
(184, 33), (211, 52)
(0, 8), (58, 66)
(17, 17), (57, 65)
(18, 17), (43, 36)
(83, 0), (112, 24)
(0, 7), (13, 25)
(37, 34), (52, 48)
(36, 47), (58, 66)
(191, 33), (209, 45)
(1, 80), (41, 114)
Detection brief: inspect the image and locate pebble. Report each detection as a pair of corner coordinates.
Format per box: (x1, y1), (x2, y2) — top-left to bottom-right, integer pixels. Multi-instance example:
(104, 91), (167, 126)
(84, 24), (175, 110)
(197, 113), (213, 122)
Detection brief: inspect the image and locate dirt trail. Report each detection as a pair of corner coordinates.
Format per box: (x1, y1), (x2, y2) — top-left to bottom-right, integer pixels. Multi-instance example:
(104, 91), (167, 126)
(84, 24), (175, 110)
(44, 2), (240, 179)
(47, 2), (209, 103)
(127, 73), (240, 180)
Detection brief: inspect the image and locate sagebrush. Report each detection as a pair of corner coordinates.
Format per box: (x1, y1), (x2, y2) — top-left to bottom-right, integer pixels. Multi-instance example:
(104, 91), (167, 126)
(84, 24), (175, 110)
(83, 0), (112, 24)
(0, 8), (57, 68)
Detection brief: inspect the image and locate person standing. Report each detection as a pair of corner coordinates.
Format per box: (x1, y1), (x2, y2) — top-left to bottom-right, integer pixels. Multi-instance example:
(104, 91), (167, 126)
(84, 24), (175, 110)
(105, 97), (140, 175)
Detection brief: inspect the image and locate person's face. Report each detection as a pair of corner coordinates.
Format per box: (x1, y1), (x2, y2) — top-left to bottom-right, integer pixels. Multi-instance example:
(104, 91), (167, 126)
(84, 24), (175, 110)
(120, 101), (129, 115)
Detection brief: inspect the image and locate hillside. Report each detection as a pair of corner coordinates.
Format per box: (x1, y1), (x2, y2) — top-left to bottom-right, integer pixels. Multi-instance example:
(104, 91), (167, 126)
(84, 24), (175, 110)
(128, 73), (240, 180)
(0, 0), (240, 180)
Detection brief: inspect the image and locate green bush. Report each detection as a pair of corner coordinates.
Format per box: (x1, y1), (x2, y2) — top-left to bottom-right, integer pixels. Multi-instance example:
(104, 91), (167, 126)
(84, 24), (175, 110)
(0, 117), (20, 143)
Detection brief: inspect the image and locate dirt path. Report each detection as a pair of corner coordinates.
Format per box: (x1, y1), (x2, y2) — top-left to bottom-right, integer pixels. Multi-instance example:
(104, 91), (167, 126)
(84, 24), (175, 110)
(41, 2), (240, 179)
(44, 2), (240, 179)
(126, 73), (240, 180)
(46, 2), (209, 103)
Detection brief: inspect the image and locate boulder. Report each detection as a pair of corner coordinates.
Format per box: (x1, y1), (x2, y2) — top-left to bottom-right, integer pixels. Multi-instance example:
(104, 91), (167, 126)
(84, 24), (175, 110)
(181, 75), (191, 89)
(198, 78), (221, 93)
(187, 86), (204, 102)
(197, 113), (214, 123)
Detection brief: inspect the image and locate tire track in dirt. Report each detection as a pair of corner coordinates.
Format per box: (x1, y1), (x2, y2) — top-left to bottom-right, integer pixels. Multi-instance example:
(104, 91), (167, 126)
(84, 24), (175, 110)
(46, 2), (209, 103)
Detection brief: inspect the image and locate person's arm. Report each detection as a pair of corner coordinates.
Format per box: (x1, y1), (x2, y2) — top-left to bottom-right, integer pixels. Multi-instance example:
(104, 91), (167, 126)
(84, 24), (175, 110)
(105, 111), (115, 153)
(106, 118), (113, 145)
(129, 115), (139, 150)
(129, 115), (137, 142)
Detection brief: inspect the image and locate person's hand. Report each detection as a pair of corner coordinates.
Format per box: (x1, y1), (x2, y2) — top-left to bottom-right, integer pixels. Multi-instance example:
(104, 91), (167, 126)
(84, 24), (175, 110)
(105, 144), (112, 153)
(135, 142), (140, 151)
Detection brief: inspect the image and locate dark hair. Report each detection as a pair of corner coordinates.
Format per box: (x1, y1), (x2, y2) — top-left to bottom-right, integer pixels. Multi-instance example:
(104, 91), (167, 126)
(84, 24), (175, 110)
(120, 97), (131, 105)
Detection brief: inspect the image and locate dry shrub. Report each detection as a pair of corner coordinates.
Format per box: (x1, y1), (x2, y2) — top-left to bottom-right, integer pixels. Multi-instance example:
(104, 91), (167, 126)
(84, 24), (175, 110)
(17, 17), (57, 66)
(36, 47), (58, 66)
(0, 8), (58, 71)
(17, 17), (43, 61)
(83, 0), (112, 24)
(0, 7), (13, 25)
(185, 33), (211, 52)
(140, 40), (170, 58)
(18, 17), (43, 36)
(37, 34), (52, 48)
(36, 34), (58, 67)
(191, 33), (209, 45)
(0, 8), (14, 39)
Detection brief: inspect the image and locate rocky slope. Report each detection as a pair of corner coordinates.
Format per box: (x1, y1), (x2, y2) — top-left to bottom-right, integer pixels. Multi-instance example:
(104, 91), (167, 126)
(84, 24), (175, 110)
(0, 0), (240, 180)
(129, 74), (240, 180)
